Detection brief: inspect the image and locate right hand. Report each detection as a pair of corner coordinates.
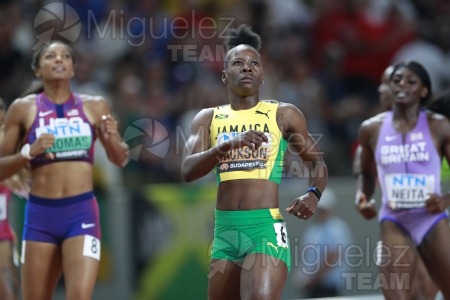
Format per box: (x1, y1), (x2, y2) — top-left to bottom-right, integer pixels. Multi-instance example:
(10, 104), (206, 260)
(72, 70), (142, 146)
(31, 133), (55, 157)
(230, 130), (268, 151)
(355, 191), (377, 220)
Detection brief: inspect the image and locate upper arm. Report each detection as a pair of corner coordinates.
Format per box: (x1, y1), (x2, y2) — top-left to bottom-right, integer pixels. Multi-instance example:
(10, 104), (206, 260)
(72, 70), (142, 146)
(0, 100), (28, 156)
(433, 115), (450, 163)
(278, 103), (321, 162)
(444, 127), (450, 163)
(82, 95), (112, 127)
(182, 108), (214, 158)
(357, 121), (377, 177)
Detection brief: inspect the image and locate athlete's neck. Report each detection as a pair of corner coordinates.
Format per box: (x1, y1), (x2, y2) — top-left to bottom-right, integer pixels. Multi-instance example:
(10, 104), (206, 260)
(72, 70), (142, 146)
(229, 95), (259, 110)
(393, 105), (420, 122)
(42, 82), (72, 104)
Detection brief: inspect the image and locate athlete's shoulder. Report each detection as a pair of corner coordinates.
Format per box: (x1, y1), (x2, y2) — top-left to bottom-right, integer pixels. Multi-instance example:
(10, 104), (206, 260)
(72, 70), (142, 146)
(358, 112), (388, 144)
(214, 103), (230, 110)
(360, 111), (389, 129)
(9, 94), (37, 111)
(276, 102), (305, 120)
(211, 104), (231, 118)
(425, 109), (450, 133)
(277, 101), (300, 110)
(426, 109), (449, 122)
(11, 94), (37, 105)
(199, 107), (215, 116)
(77, 94), (110, 114)
(77, 94), (105, 103)
(193, 107), (215, 125)
(260, 99), (279, 105)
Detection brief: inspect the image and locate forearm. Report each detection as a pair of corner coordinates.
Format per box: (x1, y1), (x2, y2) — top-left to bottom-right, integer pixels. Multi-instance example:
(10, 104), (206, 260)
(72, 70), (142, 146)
(0, 153), (29, 181)
(103, 135), (129, 167)
(356, 173), (376, 198)
(304, 160), (328, 192)
(182, 141), (231, 182)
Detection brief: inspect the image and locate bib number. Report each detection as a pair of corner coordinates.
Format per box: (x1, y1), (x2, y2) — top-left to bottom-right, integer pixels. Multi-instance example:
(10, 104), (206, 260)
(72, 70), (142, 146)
(384, 173), (435, 210)
(83, 235), (101, 261)
(273, 222), (288, 248)
(0, 194), (7, 221)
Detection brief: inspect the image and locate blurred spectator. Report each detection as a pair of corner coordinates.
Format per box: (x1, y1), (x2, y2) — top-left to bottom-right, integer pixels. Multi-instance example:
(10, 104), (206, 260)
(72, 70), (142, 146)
(293, 188), (353, 298)
(0, 0), (33, 105)
(391, 17), (450, 96)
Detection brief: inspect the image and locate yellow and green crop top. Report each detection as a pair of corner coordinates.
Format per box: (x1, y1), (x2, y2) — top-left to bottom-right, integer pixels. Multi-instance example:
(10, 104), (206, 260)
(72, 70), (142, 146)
(210, 100), (287, 184)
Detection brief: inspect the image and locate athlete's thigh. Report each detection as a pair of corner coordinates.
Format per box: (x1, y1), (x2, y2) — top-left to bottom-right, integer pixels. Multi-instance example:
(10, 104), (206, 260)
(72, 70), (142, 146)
(379, 220), (417, 300)
(411, 258), (438, 300)
(0, 241), (19, 300)
(62, 235), (100, 300)
(21, 241), (62, 300)
(208, 259), (241, 300)
(240, 253), (287, 300)
(418, 218), (450, 298)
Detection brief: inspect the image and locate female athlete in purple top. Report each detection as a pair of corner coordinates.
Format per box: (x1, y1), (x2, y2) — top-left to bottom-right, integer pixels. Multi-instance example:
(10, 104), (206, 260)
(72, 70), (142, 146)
(356, 61), (450, 299)
(0, 41), (129, 300)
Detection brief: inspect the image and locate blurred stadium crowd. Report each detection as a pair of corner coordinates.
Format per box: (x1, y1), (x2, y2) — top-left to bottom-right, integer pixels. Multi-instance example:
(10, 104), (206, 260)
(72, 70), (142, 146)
(1, 0), (450, 184)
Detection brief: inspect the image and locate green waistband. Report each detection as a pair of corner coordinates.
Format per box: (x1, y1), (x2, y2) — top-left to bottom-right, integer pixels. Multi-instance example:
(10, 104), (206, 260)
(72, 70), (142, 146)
(214, 208), (284, 225)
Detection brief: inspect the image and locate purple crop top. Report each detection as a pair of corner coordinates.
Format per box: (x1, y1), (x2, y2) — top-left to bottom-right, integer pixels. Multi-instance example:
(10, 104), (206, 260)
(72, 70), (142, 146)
(25, 93), (96, 169)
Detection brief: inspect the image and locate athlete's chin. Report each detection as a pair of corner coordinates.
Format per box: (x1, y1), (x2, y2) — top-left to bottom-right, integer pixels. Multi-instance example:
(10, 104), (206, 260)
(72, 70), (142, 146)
(47, 74), (72, 81)
(236, 86), (258, 97)
(394, 100), (413, 107)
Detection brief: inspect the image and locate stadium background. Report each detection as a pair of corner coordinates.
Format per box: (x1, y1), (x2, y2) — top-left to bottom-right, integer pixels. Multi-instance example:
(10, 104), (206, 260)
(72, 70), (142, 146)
(2, 0), (450, 299)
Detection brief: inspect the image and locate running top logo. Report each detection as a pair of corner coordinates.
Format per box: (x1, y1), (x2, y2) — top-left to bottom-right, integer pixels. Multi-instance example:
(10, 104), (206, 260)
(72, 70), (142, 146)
(121, 119), (170, 166)
(33, 3), (81, 50)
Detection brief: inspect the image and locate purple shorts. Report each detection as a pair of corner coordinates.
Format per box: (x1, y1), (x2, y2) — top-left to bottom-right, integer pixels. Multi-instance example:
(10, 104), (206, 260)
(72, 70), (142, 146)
(23, 191), (100, 244)
(379, 205), (448, 245)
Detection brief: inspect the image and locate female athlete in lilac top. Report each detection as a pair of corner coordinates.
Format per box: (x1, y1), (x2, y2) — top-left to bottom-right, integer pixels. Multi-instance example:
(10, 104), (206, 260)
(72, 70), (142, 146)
(0, 41), (129, 300)
(356, 61), (450, 299)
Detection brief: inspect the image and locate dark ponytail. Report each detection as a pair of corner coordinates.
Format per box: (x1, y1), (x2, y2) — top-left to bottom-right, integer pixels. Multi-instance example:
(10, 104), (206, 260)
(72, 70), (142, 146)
(20, 80), (44, 97)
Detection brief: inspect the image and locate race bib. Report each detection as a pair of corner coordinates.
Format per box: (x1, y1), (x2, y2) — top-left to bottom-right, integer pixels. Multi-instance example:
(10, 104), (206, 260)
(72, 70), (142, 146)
(384, 173), (435, 210)
(0, 194), (6, 221)
(273, 222), (288, 248)
(35, 117), (92, 160)
(216, 132), (272, 173)
(83, 235), (101, 261)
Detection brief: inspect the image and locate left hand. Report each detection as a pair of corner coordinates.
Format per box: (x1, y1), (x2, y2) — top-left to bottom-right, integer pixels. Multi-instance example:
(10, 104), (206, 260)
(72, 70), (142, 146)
(286, 193), (319, 220)
(3, 174), (30, 199)
(425, 193), (450, 213)
(99, 114), (119, 141)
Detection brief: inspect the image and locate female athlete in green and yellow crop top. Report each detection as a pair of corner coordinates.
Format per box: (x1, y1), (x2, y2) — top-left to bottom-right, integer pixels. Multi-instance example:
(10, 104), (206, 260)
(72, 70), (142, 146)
(181, 25), (328, 300)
